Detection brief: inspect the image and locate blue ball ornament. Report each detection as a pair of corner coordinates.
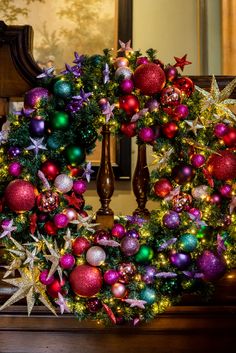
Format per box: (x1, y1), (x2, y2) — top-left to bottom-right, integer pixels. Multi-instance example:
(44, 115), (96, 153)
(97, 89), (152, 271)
(140, 287), (157, 304)
(178, 234), (198, 252)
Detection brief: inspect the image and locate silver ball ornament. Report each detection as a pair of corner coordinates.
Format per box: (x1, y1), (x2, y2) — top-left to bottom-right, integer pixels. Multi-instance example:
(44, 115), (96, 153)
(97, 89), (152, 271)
(86, 246), (106, 266)
(54, 173), (73, 193)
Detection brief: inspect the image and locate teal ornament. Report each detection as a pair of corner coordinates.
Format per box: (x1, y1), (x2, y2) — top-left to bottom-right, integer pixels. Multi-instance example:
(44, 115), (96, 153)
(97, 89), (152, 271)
(77, 126), (98, 147)
(47, 135), (61, 150)
(90, 55), (103, 66)
(140, 287), (157, 304)
(65, 145), (85, 166)
(53, 80), (72, 98)
(51, 111), (69, 130)
(178, 234), (198, 252)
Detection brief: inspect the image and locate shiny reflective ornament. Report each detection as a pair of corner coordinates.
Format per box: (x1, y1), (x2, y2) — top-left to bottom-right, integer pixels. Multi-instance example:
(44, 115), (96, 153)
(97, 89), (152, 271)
(111, 282), (127, 298)
(24, 87), (49, 109)
(59, 254), (75, 269)
(114, 57), (129, 68)
(29, 117), (46, 137)
(169, 252), (191, 269)
(178, 234), (198, 252)
(65, 145), (86, 166)
(174, 76), (194, 97)
(163, 211), (180, 229)
(72, 237), (90, 255)
(53, 80), (72, 98)
(140, 287), (156, 304)
(50, 111), (69, 130)
(172, 193), (192, 212)
(118, 262), (136, 283)
(86, 246), (106, 266)
(54, 173), (73, 193)
(37, 190), (59, 212)
(104, 269), (120, 285)
(154, 178), (173, 198)
(115, 66), (133, 80)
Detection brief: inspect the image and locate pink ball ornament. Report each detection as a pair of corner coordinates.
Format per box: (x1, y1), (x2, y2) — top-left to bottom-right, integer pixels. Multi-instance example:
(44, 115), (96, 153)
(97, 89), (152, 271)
(136, 56), (149, 66)
(114, 57), (129, 68)
(138, 127), (155, 143)
(173, 104), (189, 121)
(54, 173), (73, 193)
(188, 208), (202, 219)
(210, 193), (221, 205)
(191, 154), (206, 168)
(86, 246), (106, 266)
(111, 223), (126, 238)
(111, 282), (127, 298)
(63, 208), (77, 221)
(104, 269), (120, 285)
(53, 213), (69, 228)
(214, 123), (228, 138)
(119, 79), (134, 94)
(93, 229), (111, 244)
(73, 179), (87, 194)
(39, 269), (55, 285)
(8, 161), (22, 177)
(24, 87), (49, 109)
(59, 253), (75, 269)
(219, 184), (232, 198)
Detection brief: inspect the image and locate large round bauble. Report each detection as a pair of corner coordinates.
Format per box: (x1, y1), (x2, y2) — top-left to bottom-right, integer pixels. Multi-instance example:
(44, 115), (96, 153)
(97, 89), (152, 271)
(140, 287), (157, 304)
(115, 66), (133, 80)
(54, 173), (73, 193)
(53, 80), (72, 98)
(69, 264), (103, 297)
(119, 94), (140, 116)
(120, 236), (140, 256)
(72, 236), (90, 255)
(120, 122), (137, 138)
(162, 121), (178, 138)
(169, 252), (191, 269)
(104, 269), (120, 285)
(86, 246), (106, 266)
(163, 211), (180, 229)
(133, 63), (166, 95)
(65, 145), (86, 166)
(172, 163), (195, 184)
(207, 150), (236, 180)
(154, 178), (173, 198)
(111, 282), (127, 298)
(24, 87), (49, 109)
(174, 76), (194, 97)
(197, 250), (227, 281)
(135, 245), (154, 263)
(4, 179), (36, 212)
(178, 234), (198, 252)
(138, 127), (155, 143)
(77, 125), (98, 147)
(50, 111), (69, 130)
(41, 160), (60, 181)
(8, 161), (22, 177)
(29, 118), (46, 137)
(222, 127), (236, 147)
(37, 190), (59, 212)
(59, 253), (75, 269)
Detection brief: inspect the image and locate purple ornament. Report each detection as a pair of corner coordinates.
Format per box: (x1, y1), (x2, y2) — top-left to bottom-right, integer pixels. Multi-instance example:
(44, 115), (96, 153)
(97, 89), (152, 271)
(8, 146), (21, 158)
(111, 223), (126, 238)
(219, 184), (232, 198)
(8, 161), (22, 177)
(126, 229), (139, 239)
(163, 211), (180, 229)
(1, 219), (11, 227)
(59, 254), (75, 269)
(145, 98), (160, 112)
(172, 164), (195, 184)
(169, 252), (191, 269)
(136, 56), (149, 66)
(210, 193), (221, 204)
(98, 98), (108, 110)
(165, 66), (178, 81)
(24, 87), (49, 109)
(121, 236), (140, 256)
(197, 250), (226, 281)
(53, 213), (69, 228)
(29, 118), (46, 137)
(104, 269), (120, 285)
(142, 266), (157, 284)
(191, 154), (206, 168)
(87, 297), (102, 313)
(188, 208), (201, 219)
(119, 79), (134, 94)
(37, 213), (48, 222)
(138, 127), (155, 143)
(73, 179), (87, 194)
(173, 104), (189, 120)
(214, 123), (229, 138)
(94, 229), (111, 244)
(39, 269), (55, 285)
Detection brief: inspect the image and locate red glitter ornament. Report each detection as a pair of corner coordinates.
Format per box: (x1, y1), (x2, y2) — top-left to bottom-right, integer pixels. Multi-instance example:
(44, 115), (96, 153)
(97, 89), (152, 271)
(69, 264), (103, 297)
(207, 150), (236, 180)
(72, 236), (91, 255)
(4, 179), (36, 212)
(154, 178), (173, 198)
(41, 160), (60, 181)
(119, 94), (140, 116)
(133, 63), (166, 95)
(47, 278), (66, 298)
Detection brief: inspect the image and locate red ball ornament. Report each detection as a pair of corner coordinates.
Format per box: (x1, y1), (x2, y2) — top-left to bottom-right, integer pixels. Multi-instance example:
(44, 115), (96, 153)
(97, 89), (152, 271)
(162, 121), (178, 138)
(72, 236), (91, 255)
(160, 86), (181, 110)
(207, 150), (236, 180)
(119, 95), (140, 116)
(120, 122), (137, 138)
(4, 179), (36, 212)
(44, 221), (57, 236)
(133, 63), (166, 95)
(41, 160), (60, 181)
(47, 278), (66, 298)
(69, 264), (103, 297)
(174, 77), (194, 97)
(222, 127), (236, 147)
(154, 178), (173, 198)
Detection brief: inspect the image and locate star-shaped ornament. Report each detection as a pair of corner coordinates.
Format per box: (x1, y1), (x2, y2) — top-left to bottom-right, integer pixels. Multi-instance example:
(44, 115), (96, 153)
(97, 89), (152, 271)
(102, 102), (115, 123)
(63, 228), (74, 250)
(123, 298), (147, 309)
(174, 54), (192, 71)
(25, 137), (47, 155)
(23, 248), (39, 268)
(185, 117), (204, 136)
(151, 147), (174, 170)
(43, 237), (63, 281)
(82, 162), (94, 182)
(118, 39), (133, 52)
(0, 220), (17, 239)
(3, 257), (22, 278)
(55, 293), (70, 315)
(70, 213), (99, 233)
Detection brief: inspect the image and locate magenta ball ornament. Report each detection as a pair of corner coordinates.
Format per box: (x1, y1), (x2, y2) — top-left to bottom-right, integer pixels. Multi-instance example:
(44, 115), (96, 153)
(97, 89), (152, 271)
(24, 87), (49, 109)
(133, 62), (166, 95)
(59, 254), (75, 269)
(63, 208), (77, 221)
(104, 269), (120, 285)
(39, 269), (55, 285)
(93, 229), (111, 244)
(172, 164), (195, 184)
(197, 250), (227, 281)
(120, 236), (140, 256)
(163, 211), (180, 229)
(119, 79), (134, 94)
(8, 161), (22, 177)
(219, 184), (232, 198)
(188, 208), (202, 219)
(210, 193), (222, 204)
(165, 65), (178, 82)
(53, 213), (69, 228)
(111, 282), (127, 298)
(173, 104), (189, 120)
(136, 56), (149, 66)
(73, 179), (87, 194)
(54, 173), (73, 193)
(191, 154), (206, 168)
(86, 246), (106, 266)
(138, 127), (155, 143)
(169, 252), (191, 269)
(214, 123), (228, 138)
(111, 223), (126, 238)
(69, 265), (103, 297)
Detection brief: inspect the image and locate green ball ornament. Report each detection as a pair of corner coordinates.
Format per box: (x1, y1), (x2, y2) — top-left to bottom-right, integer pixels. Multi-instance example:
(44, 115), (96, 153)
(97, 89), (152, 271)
(51, 111), (69, 130)
(178, 234), (198, 252)
(135, 245), (154, 263)
(47, 135), (61, 150)
(196, 226), (207, 239)
(140, 287), (157, 304)
(53, 80), (72, 98)
(77, 125), (98, 147)
(65, 145), (85, 166)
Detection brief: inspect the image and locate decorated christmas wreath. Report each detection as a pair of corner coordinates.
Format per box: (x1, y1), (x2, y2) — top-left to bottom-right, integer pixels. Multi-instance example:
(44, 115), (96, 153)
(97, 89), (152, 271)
(0, 41), (236, 326)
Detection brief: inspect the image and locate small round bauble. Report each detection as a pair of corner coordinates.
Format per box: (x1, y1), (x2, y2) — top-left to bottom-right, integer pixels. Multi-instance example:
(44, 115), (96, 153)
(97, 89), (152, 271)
(93, 229), (111, 244)
(29, 118), (46, 137)
(165, 65), (178, 82)
(145, 98), (160, 112)
(65, 145), (85, 166)
(104, 269), (120, 285)
(24, 87), (49, 109)
(162, 121), (178, 138)
(142, 266), (157, 284)
(111, 282), (127, 298)
(47, 135), (61, 150)
(118, 262), (136, 283)
(169, 252), (191, 269)
(120, 122), (137, 138)
(44, 221), (57, 236)
(63, 208), (77, 221)
(163, 211), (180, 229)
(77, 125), (98, 147)
(133, 63), (166, 95)
(50, 111), (69, 130)
(160, 86), (181, 107)
(4, 179), (36, 212)
(111, 223), (126, 238)
(120, 236), (140, 256)
(87, 297), (102, 313)
(39, 270), (55, 285)
(37, 190), (59, 212)
(173, 104), (189, 120)
(119, 94), (140, 116)
(138, 127), (155, 143)
(219, 184), (232, 198)
(59, 254), (75, 269)
(115, 66), (133, 80)
(70, 264), (103, 297)
(197, 250), (227, 281)
(154, 178), (173, 198)
(53, 80), (72, 98)
(191, 154), (205, 168)
(47, 278), (66, 298)
(214, 123), (228, 138)
(126, 229), (139, 239)
(86, 246), (106, 266)
(114, 56), (129, 68)
(140, 287), (157, 304)
(41, 160), (60, 180)
(172, 163), (195, 184)
(207, 150), (236, 180)
(54, 173), (73, 193)
(53, 213), (69, 228)
(173, 76), (194, 97)
(210, 193), (221, 204)
(188, 207), (202, 219)
(72, 236), (90, 255)
(8, 146), (21, 158)
(135, 245), (154, 263)
(98, 98), (108, 110)
(222, 127), (236, 147)
(8, 161), (22, 177)
(136, 56), (149, 66)
(73, 179), (87, 194)
(119, 79), (134, 94)
(178, 234), (198, 252)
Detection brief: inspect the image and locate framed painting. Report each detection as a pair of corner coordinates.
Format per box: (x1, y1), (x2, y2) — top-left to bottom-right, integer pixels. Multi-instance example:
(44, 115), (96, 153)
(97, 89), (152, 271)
(0, 0), (133, 179)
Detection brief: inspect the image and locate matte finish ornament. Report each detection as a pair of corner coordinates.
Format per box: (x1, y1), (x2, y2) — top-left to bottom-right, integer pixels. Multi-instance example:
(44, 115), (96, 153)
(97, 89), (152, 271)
(178, 234), (198, 252)
(133, 63), (166, 95)
(24, 87), (49, 109)
(120, 236), (140, 256)
(207, 150), (236, 180)
(197, 250), (227, 281)
(4, 179), (36, 212)
(69, 264), (103, 297)
(72, 237), (90, 255)
(163, 211), (180, 229)
(54, 173), (73, 193)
